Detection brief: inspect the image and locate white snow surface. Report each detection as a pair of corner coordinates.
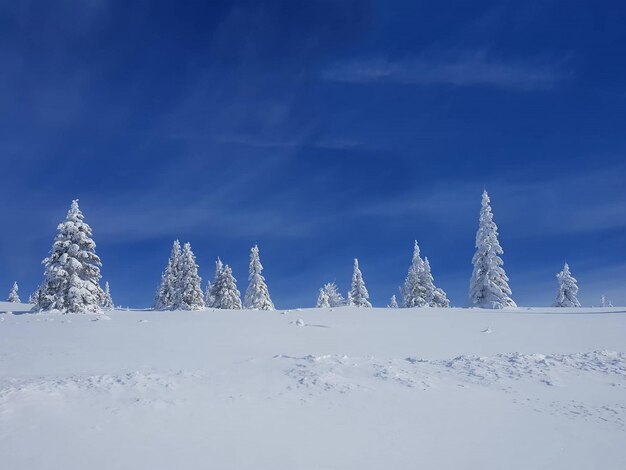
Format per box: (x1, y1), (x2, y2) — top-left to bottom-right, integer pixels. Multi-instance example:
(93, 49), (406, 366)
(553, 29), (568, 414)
(1, 303), (626, 470)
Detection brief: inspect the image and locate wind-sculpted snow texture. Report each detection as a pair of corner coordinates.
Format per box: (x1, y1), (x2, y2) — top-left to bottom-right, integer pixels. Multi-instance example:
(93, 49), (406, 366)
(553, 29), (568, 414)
(1, 303), (625, 469)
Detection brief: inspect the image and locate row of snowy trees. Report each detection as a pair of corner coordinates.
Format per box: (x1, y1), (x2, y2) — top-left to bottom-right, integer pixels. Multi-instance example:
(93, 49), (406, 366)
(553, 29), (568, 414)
(468, 191), (587, 308)
(313, 190), (589, 310)
(315, 259), (374, 308)
(153, 241), (274, 311)
(315, 243), (450, 309)
(15, 193), (597, 314)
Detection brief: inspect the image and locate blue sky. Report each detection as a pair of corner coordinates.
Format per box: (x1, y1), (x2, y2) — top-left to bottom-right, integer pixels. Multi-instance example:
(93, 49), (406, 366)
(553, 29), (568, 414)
(1, 0), (625, 308)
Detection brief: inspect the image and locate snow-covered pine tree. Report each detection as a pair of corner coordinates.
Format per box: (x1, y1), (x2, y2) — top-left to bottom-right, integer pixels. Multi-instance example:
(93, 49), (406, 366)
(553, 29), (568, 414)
(388, 295), (399, 308)
(244, 245), (274, 310)
(323, 282), (345, 307)
(101, 281), (114, 310)
(154, 240), (182, 310)
(554, 263), (581, 308)
(212, 264), (242, 309)
(401, 241), (428, 308)
(469, 191), (516, 309)
(348, 258), (372, 307)
(421, 257), (450, 307)
(316, 288), (331, 308)
(35, 200), (105, 313)
(7, 282), (20, 303)
(175, 242), (204, 311)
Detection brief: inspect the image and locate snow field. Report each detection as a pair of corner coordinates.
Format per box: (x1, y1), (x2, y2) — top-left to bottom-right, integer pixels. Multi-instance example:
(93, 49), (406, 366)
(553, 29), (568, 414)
(1, 305), (625, 469)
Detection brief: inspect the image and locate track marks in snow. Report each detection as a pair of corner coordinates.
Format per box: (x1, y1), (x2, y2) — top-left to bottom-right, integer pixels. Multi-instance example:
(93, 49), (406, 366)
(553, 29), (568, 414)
(1, 351), (624, 431)
(277, 351), (626, 392)
(275, 351), (626, 429)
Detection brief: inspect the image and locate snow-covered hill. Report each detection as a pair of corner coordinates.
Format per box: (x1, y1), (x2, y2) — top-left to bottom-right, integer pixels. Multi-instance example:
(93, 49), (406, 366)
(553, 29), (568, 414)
(1, 305), (625, 469)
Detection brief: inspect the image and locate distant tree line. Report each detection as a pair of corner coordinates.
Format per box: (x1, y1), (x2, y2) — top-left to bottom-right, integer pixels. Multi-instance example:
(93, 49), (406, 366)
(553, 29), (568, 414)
(6, 192), (605, 314)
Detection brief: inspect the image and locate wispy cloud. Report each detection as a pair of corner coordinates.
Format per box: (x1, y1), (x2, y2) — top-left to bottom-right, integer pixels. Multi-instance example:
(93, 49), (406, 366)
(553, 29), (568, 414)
(322, 50), (568, 91)
(356, 165), (626, 238)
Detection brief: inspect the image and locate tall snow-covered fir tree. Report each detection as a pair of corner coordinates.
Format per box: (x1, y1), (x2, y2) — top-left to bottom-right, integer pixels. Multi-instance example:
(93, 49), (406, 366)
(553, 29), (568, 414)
(469, 191), (516, 309)
(34, 200), (105, 313)
(212, 264), (242, 309)
(401, 241), (428, 308)
(554, 263), (581, 308)
(174, 242), (204, 310)
(7, 282), (20, 303)
(388, 294), (399, 308)
(316, 288), (330, 308)
(244, 245), (274, 310)
(154, 240), (182, 310)
(348, 259), (371, 307)
(101, 281), (114, 310)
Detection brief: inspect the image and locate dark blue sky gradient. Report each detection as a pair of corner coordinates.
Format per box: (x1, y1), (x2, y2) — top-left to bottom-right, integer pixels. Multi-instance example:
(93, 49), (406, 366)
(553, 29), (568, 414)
(1, 1), (625, 307)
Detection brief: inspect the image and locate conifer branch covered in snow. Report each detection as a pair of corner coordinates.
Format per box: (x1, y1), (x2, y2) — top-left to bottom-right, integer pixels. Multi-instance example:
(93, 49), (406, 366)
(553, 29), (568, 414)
(7, 282), (20, 303)
(469, 191), (516, 309)
(244, 245), (274, 310)
(348, 259), (371, 307)
(34, 200), (105, 314)
(554, 263), (581, 308)
(101, 281), (114, 310)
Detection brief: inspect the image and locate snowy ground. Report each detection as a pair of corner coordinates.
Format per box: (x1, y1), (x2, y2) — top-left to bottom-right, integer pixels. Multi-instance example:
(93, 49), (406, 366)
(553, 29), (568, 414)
(1, 302), (625, 470)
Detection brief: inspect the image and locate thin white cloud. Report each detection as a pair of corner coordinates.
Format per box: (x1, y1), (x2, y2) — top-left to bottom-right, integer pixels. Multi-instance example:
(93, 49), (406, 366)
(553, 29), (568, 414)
(356, 165), (626, 237)
(322, 50), (567, 91)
